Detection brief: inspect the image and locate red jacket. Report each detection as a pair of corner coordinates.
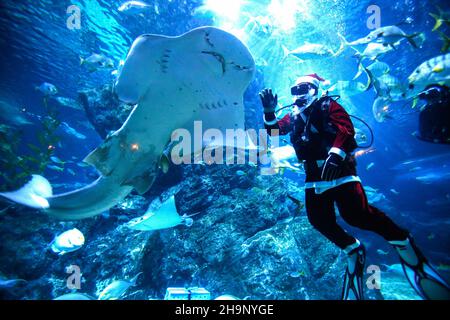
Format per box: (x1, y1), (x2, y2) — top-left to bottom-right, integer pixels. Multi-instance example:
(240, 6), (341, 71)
(264, 97), (358, 181)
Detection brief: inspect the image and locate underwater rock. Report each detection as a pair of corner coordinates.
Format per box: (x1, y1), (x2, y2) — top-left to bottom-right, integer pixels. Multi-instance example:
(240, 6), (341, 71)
(78, 84), (133, 139)
(138, 166), (347, 299)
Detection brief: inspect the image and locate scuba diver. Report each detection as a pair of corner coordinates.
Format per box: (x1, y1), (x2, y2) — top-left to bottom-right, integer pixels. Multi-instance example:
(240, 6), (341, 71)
(260, 73), (450, 300)
(416, 84), (450, 144)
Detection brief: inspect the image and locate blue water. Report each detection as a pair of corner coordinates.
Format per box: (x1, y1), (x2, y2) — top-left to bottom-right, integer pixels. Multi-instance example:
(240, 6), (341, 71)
(0, 0), (449, 300)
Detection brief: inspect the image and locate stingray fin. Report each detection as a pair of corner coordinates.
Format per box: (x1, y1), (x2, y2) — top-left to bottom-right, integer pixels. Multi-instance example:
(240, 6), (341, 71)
(122, 170), (156, 194)
(0, 175), (52, 209)
(84, 134), (123, 176)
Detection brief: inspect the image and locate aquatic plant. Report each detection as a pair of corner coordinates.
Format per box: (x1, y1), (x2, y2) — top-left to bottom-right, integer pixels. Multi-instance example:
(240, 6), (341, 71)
(0, 99), (61, 191)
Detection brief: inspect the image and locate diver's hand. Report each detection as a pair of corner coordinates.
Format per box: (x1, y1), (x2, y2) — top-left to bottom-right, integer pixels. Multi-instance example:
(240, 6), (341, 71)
(321, 153), (343, 181)
(259, 88), (278, 113)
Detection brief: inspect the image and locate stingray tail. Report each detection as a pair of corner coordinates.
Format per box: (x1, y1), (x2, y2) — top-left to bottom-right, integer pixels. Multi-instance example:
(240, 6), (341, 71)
(0, 174), (132, 220)
(45, 176), (133, 220)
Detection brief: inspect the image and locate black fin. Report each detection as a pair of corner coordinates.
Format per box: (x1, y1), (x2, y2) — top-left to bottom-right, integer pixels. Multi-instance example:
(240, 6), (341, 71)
(342, 244), (366, 300)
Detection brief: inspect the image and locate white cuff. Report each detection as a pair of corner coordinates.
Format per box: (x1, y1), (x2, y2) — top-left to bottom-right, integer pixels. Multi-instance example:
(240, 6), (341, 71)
(263, 114), (278, 126)
(329, 147), (346, 159)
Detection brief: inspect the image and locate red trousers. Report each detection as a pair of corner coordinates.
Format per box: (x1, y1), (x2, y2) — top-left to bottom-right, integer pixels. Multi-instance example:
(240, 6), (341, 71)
(305, 182), (409, 249)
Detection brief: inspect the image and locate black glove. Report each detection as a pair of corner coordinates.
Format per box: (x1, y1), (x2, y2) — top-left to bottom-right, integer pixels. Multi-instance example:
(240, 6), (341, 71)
(259, 88), (277, 113)
(321, 153), (344, 181)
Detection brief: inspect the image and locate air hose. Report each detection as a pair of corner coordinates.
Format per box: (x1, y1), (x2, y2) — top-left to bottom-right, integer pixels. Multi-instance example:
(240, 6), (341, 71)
(274, 95), (374, 149)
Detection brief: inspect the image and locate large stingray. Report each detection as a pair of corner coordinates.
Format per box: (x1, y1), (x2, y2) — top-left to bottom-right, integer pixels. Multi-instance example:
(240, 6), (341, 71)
(0, 27), (255, 220)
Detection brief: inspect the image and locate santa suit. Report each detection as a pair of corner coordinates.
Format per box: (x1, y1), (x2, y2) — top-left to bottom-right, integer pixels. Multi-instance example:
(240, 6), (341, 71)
(264, 96), (409, 250)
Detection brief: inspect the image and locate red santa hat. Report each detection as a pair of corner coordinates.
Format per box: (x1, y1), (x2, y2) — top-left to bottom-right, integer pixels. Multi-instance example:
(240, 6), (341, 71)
(294, 73), (326, 88)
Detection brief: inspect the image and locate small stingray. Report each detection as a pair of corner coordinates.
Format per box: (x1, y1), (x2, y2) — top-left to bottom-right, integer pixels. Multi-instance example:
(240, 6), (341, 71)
(126, 196), (196, 231)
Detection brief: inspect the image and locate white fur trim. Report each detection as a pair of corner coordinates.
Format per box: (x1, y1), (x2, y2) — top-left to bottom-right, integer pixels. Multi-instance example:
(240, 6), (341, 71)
(263, 114), (278, 126)
(329, 147), (346, 159)
(295, 76), (320, 88)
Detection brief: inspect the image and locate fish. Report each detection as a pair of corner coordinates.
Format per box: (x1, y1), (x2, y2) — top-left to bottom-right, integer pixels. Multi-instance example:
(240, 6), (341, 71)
(325, 80), (369, 97)
(427, 233), (436, 240)
(376, 249), (389, 255)
(416, 172), (450, 184)
(390, 188), (400, 195)
(406, 54), (450, 98)
(429, 7), (450, 32)
(364, 186), (386, 203)
(53, 97), (84, 111)
(50, 156), (66, 165)
(281, 40), (344, 63)
(266, 145), (301, 174)
(98, 272), (143, 300)
(338, 33), (400, 61)
(0, 100), (33, 127)
(76, 162), (90, 168)
(60, 122), (86, 140)
(80, 53), (114, 72)
(54, 293), (95, 300)
(289, 271), (306, 278)
(382, 263), (404, 275)
(236, 170), (246, 176)
(126, 196), (195, 231)
(118, 1), (151, 14)
(50, 228), (85, 255)
(366, 162), (375, 170)
(35, 82), (58, 96)
(0, 27), (254, 220)
(392, 153), (450, 169)
(354, 147), (375, 158)
(47, 165), (64, 172)
(343, 26), (424, 48)
(358, 42), (397, 61)
(353, 60), (390, 81)
(393, 154), (450, 185)
(377, 74), (407, 101)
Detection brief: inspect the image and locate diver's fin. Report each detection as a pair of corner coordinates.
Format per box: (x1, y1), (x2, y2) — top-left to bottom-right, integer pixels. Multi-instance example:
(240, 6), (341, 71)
(390, 236), (450, 300)
(342, 241), (366, 300)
